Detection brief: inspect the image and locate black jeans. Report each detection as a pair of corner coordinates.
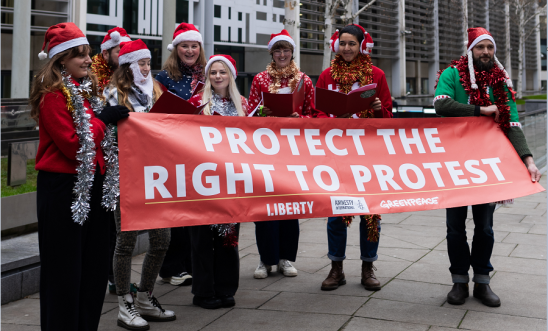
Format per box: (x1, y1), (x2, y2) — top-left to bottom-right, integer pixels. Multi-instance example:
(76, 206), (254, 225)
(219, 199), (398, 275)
(37, 170), (110, 331)
(446, 203), (496, 284)
(107, 211), (116, 284)
(255, 220), (299, 265)
(159, 227), (192, 277)
(189, 224), (240, 297)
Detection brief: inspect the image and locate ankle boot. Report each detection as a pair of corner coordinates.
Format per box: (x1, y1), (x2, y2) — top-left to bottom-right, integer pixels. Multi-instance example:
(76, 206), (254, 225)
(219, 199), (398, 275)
(135, 291), (176, 322)
(361, 261), (381, 291)
(447, 283), (469, 305)
(117, 294), (149, 330)
(321, 261), (346, 291)
(473, 283), (501, 307)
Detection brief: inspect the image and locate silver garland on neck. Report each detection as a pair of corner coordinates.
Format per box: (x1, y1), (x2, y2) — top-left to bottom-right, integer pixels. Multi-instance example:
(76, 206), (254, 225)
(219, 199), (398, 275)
(61, 70), (118, 224)
(210, 92), (238, 116)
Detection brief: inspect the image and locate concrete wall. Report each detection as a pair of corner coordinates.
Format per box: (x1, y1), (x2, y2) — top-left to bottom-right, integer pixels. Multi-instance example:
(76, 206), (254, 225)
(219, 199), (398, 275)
(244, 47), (270, 73)
(300, 53), (323, 76)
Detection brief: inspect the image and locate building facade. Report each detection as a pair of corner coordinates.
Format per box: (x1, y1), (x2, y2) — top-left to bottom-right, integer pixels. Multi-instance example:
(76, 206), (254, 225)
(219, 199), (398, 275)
(1, 0), (544, 99)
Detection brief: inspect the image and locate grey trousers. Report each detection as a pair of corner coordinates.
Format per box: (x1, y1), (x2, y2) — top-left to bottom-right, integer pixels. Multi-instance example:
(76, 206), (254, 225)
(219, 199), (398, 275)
(113, 200), (170, 296)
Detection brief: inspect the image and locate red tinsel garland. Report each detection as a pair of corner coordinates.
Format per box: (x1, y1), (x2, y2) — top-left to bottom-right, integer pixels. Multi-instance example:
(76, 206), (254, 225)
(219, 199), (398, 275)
(436, 56), (512, 135)
(90, 54), (113, 94)
(342, 215), (381, 242)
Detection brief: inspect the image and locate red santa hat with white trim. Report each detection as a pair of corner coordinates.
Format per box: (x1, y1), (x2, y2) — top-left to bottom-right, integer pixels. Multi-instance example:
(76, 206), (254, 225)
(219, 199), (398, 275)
(118, 39), (151, 65)
(267, 29), (296, 50)
(38, 22), (89, 60)
(467, 27), (512, 89)
(167, 23), (203, 52)
(100, 27), (132, 51)
(330, 24), (374, 55)
(204, 54), (237, 78)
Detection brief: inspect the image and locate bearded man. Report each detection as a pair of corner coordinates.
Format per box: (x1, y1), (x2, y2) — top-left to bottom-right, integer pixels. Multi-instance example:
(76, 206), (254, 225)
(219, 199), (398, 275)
(91, 27), (131, 93)
(434, 27), (541, 308)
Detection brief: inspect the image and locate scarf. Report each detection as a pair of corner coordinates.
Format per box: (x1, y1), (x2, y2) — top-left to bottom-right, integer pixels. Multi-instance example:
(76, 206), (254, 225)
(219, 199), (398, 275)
(210, 92), (238, 116)
(130, 62), (153, 103)
(438, 55), (511, 134)
(179, 61), (204, 91)
(91, 54), (114, 94)
(266, 60), (301, 94)
(330, 53), (373, 95)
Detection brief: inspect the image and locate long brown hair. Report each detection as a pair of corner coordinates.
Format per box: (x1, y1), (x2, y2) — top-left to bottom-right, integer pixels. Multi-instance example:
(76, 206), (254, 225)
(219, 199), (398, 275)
(29, 45), (99, 122)
(162, 43), (206, 81)
(108, 63), (163, 111)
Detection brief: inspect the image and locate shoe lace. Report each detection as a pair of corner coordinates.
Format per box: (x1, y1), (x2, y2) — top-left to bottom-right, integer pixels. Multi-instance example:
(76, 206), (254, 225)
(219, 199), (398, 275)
(363, 263), (377, 279)
(149, 294), (166, 313)
(124, 299), (140, 317)
(283, 260), (293, 268)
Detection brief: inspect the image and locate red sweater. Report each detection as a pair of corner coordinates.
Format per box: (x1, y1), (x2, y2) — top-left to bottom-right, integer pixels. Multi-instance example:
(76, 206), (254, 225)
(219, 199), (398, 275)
(316, 65), (393, 118)
(35, 84), (107, 174)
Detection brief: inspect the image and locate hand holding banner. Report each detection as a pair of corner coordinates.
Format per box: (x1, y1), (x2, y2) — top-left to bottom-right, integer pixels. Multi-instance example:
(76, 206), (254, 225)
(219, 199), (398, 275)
(118, 115), (544, 231)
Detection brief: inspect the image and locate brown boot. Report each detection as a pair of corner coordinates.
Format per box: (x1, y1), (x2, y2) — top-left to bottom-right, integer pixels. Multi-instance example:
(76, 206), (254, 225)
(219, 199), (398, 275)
(361, 261), (381, 291)
(321, 261), (346, 291)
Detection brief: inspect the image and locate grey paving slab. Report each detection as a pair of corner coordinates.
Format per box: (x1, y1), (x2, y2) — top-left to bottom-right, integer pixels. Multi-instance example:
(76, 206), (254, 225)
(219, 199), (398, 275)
(295, 242), (329, 258)
(397, 262), (453, 285)
(495, 207), (546, 216)
(1, 298), (40, 325)
(355, 298), (465, 328)
(490, 255), (547, 275)
(502, 232), (547, 246)
(262, 270), (373, 297)
(503, 201), (540, 209)
(259, 291), (366, 315)
(376, 234), (428, 249)
(377, 247), (430, 262)
(289, 256), (332, 274)
(509, 244), (546, 259)
(97, 304), (230, 331)
(529, 224), (547, 235)
(201, 308), (350, 331)
(371, 279), (451, 306)
(492, 222), (533, 233)
(101, 302), (118, 315)
(0, 325), (41, 331)
(521, 215), (547, 224)
(460, 311), (547, 331)
(379, 212), (410, 224)
(154, 284), (193, 306)
(400, 214), (448, 227)
(342, 316), (429, 331)
(535, 202), (547, 210)
(417, 250), (450, 266)
(515, 194), (547, 203)
(490, 271), (547, 294)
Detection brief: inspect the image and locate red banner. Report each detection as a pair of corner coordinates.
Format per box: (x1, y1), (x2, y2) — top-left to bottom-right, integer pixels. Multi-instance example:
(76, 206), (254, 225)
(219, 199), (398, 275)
(118, 114), (544, 231)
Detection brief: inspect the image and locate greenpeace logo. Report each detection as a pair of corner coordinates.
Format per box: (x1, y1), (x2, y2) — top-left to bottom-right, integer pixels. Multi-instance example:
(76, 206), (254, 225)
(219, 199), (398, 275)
(331, 196), (369, 214)
(380, 197), (439, 209)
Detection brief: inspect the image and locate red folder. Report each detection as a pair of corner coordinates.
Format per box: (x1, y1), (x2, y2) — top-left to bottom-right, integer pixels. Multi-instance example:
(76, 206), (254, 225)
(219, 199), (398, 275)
(262, 75), (305, 117)
(315, 83), (378, 117)
(191, 81), (204, 97)
(149, 91), (207, 115)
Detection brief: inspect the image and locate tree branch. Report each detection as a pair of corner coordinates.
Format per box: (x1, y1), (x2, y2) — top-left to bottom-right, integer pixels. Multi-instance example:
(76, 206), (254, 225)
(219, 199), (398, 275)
(352, 0), (377, 20)
(331, 0), (343, 15)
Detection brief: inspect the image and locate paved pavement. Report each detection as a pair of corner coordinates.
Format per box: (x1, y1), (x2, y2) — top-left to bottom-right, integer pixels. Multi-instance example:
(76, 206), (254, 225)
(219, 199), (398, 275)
(2, 176), (546, 331)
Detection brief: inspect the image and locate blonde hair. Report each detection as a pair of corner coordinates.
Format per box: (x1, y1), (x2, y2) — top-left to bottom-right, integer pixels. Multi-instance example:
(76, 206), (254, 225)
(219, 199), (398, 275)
(201, 61), (245, 117)
(161, 43), (206, 81)
(29, 45), (99, 122)
(108, 63), (163, 111)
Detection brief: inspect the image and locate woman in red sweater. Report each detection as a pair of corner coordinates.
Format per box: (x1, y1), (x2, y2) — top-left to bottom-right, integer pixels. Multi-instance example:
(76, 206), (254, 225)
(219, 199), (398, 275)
(30, 23), (129, 331)
(316, 24), (392, 293)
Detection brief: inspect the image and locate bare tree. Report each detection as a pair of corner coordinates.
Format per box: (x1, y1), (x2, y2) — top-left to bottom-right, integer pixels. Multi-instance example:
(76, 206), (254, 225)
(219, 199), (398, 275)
(284, 0), (300, 67)
(322, 0), (377, 70)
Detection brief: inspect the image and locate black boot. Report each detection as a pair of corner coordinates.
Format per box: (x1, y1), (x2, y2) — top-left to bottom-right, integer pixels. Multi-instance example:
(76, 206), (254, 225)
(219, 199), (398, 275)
(447, 283), (469, 305)
(473, 283), (501, 307)
(193, 296), (222, 309)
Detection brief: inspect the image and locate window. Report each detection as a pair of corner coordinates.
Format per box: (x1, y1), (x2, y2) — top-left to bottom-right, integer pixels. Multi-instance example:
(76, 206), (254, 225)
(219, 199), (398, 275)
(263, 0), (267, 5)
(214, 5), (221, 18)
(273, 0), (284, 8)
(256, 12), (267, 21)
(256, 33), (270, 44)
(238, 12), (242, 21)
(273, 14), (276, 21)
(87, 0), (109, 15)
(279, 15), (285, 23)
(228, 27), (231, 42)
(228, 7), (231, 19)
(214, 25), (221, 41)
(176, 0), (189, 23)
(238, 28), (243, 43)
(421, 78), (429, 95)
(256, 0), (260, 4)
(406, 78), (416, 95)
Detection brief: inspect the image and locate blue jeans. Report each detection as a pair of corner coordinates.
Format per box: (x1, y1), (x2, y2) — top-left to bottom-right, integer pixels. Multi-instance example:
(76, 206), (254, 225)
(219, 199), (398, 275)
(327, 216), (380, 262)
(446, 203), (496, 284)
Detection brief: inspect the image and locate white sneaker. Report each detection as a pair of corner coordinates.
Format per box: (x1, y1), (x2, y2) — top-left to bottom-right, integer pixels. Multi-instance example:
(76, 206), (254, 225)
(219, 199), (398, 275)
(159, 272), (192, 286)
(135, 291), (176, 322)
(254, 261), (272, 279)
(117, 294), (149, 330)
(278, 259), (298, 277)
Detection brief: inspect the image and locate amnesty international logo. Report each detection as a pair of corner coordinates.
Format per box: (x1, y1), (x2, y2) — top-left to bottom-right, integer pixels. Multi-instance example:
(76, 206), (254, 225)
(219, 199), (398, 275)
(357, 200), (365, 211)
(330, 196), (369, 214)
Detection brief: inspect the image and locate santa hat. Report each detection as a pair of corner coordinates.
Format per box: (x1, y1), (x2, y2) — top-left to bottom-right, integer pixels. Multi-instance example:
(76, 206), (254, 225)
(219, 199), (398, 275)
(167, 23), (202, 52)
(205, 54), (237, 78)
(118, 39), (151, 66)
(466, 27), (513, 89)
(267, 29), (296, 50)
(38, 22), (89, 60)
(330, 24), (374, 55)
(100, 27), (132, 51)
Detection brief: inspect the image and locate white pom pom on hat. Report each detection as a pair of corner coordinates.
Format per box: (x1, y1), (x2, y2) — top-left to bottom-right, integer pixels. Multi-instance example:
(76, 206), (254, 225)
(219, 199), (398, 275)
(110, 31), (121, 42)
(38, 51), (48, 60)
(167, 44), (174, 52)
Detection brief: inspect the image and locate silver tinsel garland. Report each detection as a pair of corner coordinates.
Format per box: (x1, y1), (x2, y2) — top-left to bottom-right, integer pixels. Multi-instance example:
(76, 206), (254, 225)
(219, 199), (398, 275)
(61, 71), (118, 224)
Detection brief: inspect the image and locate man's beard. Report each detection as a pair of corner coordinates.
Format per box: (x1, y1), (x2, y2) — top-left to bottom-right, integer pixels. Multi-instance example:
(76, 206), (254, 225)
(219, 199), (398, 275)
(473, 56), (494, 72)
(107, 56), (118, 70)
